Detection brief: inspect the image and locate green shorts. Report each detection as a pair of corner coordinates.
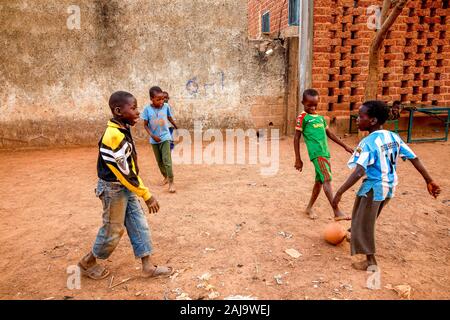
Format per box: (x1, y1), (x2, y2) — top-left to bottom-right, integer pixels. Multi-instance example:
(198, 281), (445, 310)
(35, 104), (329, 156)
(312, 157), (332, 183)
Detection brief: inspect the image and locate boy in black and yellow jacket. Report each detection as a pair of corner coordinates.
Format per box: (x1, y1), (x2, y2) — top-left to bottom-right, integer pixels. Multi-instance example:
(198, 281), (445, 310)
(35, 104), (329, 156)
(78, 91), (172, 279)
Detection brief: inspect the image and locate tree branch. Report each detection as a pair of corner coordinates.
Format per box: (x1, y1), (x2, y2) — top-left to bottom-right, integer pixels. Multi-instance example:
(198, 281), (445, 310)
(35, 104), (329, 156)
(380, 0), (391, 25)
(371, 0), (408, 52)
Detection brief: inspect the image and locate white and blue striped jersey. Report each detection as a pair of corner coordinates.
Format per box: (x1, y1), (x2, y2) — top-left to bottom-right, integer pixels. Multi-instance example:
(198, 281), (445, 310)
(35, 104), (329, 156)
(348, 130), (417, 201)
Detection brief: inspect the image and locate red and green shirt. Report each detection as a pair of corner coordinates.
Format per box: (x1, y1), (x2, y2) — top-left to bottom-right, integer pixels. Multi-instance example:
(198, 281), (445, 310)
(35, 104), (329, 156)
(295, 112), (330, 160)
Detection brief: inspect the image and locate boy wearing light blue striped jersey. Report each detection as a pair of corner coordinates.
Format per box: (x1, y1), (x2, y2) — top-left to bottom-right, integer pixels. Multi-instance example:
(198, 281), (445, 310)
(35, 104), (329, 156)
(333, 100), (441, 271)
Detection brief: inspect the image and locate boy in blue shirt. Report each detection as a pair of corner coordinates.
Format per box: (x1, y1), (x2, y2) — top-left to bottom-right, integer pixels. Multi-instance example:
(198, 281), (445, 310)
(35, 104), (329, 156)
(142, 86), (178, 193)
(333, 100), (441, 271)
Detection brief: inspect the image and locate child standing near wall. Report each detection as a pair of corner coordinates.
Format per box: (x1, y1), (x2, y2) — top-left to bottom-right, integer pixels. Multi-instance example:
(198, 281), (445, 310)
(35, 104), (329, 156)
(78, 91), (172, 279)
(142, 86), (178, 193)
(332, 100), (441, 271)
(294, 89), (354, 220)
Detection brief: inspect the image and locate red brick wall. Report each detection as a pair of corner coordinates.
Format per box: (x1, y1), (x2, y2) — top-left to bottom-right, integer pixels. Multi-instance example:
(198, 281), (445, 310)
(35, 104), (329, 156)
(313, 0), (450, 116)
(248, 0), (290, 39)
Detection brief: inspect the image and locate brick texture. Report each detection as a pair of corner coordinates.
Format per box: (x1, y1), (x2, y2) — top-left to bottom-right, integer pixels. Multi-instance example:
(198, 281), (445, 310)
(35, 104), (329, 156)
(312, 0), (450, 116)
(248, 0), (291, 39)
(250, 96), (285, 131)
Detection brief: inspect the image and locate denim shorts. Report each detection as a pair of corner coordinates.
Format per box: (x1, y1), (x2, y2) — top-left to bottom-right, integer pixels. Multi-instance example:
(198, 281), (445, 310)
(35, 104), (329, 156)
(92, 179), (153, 259)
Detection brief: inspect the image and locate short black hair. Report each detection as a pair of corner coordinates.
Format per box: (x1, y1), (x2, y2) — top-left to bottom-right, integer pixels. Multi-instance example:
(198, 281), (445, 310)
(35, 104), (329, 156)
(303, 89), (319, 100)
(162, 91), (169, 95)
(109, 91), (134, 112)
(149, 86), (163, 98)
(392, 100), (401, 106)
(362, 100), (390, 125)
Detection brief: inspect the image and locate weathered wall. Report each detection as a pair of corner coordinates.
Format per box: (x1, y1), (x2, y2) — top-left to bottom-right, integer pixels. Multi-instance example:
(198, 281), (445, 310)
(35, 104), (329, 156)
(248, 0), (299, 40)
(0, 0), (286, 148)
(248, 0), (290, 39)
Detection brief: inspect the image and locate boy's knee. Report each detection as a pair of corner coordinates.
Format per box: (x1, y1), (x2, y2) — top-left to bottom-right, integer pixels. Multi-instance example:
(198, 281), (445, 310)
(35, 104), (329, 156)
(93, 223), (125, 259)
(162, 152), (172, 163)
(107, 223), (125, 239)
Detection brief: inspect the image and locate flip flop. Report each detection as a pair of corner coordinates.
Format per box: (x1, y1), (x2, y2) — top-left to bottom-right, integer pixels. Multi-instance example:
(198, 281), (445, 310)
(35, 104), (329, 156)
(351, 261), (370, 271)
(142, 265), (173, 278)
(334, 215), (352, 221)
(78, 262), (110, 280)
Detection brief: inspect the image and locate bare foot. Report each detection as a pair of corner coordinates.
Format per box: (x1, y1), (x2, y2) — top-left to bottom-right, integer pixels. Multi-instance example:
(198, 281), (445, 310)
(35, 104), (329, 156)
(159, 178), (169, 186)
(334, 210), (351, 221)
(168, 182), (176, 193)
(305, 208), (318, 220)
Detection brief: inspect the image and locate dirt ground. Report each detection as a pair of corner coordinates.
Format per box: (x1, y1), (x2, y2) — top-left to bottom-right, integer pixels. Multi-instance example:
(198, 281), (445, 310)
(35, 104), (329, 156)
(0, 136), (449, 300)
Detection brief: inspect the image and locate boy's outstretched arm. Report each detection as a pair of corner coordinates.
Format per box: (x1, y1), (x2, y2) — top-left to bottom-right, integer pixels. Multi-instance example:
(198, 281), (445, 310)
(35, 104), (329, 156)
(408, 157), (441, 198)
(294, 130), (303, 171)
(326, 128), (354, 154)
(168, 116), (178, 129)
(332, 164), (366, 208)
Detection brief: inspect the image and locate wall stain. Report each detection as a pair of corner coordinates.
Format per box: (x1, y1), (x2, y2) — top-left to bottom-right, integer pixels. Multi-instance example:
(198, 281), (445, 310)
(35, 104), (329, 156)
(94, 0), (122, 68)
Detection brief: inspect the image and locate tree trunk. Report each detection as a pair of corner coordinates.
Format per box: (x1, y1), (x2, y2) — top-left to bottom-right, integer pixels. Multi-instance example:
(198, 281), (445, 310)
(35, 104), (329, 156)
(365, 44), (381, 100)
(364, 0), (408, 101)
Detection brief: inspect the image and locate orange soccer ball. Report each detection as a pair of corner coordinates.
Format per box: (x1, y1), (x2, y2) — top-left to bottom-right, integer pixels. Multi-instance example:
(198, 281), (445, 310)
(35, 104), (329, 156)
(323, 222), (347, 245)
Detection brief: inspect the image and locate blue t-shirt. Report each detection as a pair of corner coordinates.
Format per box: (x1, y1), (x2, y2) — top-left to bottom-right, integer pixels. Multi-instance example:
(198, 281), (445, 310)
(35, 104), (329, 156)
(348, 130), (416, 201)
(141, 103), (173, 144)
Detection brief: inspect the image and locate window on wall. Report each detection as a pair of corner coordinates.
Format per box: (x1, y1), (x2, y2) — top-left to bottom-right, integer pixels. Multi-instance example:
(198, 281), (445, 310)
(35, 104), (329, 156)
(262, 11), (270, 34)
(289, 0), (299, 26)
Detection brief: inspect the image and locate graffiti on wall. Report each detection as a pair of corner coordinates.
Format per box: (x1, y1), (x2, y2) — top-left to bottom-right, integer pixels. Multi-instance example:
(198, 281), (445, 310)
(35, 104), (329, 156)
(186, 71), (225, 97)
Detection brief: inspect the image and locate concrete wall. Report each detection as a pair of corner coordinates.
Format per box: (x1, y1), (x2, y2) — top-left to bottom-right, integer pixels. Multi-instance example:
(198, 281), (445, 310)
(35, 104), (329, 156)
(0, 0), (286, 148)
(285, 37), (299, 135)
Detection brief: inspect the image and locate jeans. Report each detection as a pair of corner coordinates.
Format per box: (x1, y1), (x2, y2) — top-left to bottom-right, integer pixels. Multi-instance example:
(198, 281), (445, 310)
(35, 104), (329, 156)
(92, 179), (153, 259)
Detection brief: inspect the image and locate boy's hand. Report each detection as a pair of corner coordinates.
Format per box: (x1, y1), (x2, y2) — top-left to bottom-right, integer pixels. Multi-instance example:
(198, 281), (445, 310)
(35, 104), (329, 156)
(427, 181), (441, 198)
(152, 135), (161, 143)
(295, 159), (303, 172)
(345, 146), (354, 154)
(145, 196), (160, 214)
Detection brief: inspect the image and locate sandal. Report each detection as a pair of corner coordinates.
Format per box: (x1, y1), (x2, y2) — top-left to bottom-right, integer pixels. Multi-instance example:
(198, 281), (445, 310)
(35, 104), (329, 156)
(142, 265), (173, 278)
(78, 262), (110, 280)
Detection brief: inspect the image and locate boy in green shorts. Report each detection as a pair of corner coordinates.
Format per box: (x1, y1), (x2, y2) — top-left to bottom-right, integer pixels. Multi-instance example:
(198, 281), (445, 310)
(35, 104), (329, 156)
(294, 89), (354, 220)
